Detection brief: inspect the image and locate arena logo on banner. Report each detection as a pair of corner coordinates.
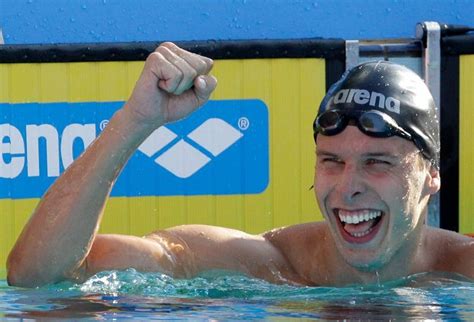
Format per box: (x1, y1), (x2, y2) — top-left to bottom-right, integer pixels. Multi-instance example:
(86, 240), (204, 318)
(0, 100), (269, 199)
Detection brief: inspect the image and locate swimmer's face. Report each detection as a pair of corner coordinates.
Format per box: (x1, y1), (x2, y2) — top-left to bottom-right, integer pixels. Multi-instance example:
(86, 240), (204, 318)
(314, 126), (440, 271)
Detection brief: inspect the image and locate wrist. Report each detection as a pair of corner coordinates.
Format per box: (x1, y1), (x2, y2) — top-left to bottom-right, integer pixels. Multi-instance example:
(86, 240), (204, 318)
(121, 102), (166, 130)
(105, 107), (163, 150)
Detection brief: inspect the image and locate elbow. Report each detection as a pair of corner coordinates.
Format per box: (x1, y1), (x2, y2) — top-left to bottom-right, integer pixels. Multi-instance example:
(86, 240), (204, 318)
(6, 269), (27, 288)
(6, 254), (33, 288)
(6, 256), (27, 287)
(7, 267), (50, 288)
(7, 251), (83, 288)
(6, 253), (49, 288)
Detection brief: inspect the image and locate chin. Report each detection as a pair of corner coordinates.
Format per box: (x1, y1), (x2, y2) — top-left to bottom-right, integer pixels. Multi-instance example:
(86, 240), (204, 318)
(335, 241), (394, 273)
(346, 256), (389, 272)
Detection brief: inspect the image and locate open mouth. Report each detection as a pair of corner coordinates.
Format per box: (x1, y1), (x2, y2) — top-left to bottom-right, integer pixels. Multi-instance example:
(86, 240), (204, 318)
(335, 208), (384, 243)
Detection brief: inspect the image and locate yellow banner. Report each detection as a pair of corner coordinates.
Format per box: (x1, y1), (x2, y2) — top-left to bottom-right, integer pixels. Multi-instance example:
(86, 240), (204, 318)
(0, 58), (327, 278)
(459, 55), (474, 234)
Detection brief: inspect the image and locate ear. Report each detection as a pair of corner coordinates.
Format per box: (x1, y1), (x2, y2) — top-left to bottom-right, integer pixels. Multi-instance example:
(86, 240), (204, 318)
(424, 166), (441, 195)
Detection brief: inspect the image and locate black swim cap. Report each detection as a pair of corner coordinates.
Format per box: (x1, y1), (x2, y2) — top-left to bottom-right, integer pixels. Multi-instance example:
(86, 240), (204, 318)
(315, 61), (440, 168)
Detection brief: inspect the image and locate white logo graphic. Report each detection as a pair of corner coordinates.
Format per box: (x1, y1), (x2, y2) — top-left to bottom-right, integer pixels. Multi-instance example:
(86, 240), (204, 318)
(0, 123), (96, 179)
(330, 88), (400, 114)
(138, 118), (244, 178)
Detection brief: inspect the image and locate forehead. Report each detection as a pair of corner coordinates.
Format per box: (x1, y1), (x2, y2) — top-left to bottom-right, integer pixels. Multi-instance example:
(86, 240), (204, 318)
(315, 126), (419, 157)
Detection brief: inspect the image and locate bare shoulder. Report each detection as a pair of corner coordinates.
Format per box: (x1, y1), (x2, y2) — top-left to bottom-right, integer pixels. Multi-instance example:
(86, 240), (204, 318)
(424, 226), (474, 252)
(262, 221), (330, 257)
(262, 222), (331, 278)
(424, 227), (474, 279)
(262, 221), (328, 244)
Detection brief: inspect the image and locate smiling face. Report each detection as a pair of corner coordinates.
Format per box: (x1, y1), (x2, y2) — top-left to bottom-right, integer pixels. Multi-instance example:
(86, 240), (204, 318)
(315, 126), (440, 271)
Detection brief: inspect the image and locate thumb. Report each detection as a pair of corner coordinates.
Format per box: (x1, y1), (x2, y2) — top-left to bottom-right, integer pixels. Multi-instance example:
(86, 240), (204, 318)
(193, 75), (218, 106)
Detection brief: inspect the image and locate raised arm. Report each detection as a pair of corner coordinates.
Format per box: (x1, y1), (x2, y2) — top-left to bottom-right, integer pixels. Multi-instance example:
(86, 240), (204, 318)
(6, 42), (217, 287)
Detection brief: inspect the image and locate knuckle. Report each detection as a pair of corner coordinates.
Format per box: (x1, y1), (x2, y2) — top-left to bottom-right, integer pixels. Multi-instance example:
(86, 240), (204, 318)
(161, 41), (178, 52)
(154, 45), (169, 57)
(160, 41), (174, 48)
(146, 51), (163, 64)
(195, 59), (207, 73)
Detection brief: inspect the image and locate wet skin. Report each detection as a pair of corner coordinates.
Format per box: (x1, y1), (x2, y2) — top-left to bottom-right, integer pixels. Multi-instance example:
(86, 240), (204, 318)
(6, 43), (474, 288)
(314, 126), (439, 279)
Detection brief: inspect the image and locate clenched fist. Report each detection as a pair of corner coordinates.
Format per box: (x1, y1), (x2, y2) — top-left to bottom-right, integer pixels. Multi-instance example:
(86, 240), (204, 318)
(125, 42), (217, 128)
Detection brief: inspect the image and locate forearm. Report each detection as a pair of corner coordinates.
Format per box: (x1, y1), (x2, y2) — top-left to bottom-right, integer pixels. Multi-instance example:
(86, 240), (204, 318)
(7, 107), (157, 287)
(7, 42), (217, 288)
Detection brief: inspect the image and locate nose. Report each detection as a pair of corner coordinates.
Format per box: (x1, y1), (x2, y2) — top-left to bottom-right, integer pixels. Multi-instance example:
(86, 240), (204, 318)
(335, 164), (366, 204)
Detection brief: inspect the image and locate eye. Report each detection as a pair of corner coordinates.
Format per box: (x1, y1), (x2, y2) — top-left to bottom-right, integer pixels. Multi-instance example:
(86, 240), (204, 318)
(366, 158), (391, 165)
(316, 154), (345, 172)
(321, 157), (343, 164)
(365, 158), (394, 171)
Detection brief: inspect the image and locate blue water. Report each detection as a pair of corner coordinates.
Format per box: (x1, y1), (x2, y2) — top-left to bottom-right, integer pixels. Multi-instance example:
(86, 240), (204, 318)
(0, 269), (473, 320)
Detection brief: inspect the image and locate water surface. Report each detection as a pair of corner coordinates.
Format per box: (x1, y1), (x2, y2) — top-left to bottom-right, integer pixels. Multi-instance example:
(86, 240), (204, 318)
(1, 270), (473, 320)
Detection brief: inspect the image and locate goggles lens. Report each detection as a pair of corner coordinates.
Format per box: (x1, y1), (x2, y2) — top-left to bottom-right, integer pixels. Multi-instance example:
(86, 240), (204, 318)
(313, 110), (412, 141)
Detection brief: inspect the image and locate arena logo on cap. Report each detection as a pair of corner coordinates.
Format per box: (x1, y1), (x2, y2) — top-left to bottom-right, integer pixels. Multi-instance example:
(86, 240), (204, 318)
(332, 88), (400, 114)
(0, 100), (269, 199)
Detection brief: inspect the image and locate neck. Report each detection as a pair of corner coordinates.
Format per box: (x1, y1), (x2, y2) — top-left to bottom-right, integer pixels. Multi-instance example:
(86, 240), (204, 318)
(329, 222), (427, 286)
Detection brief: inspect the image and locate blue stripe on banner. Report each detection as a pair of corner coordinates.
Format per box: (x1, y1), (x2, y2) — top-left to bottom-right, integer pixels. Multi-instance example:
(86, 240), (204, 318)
(0, 100), (269, 199)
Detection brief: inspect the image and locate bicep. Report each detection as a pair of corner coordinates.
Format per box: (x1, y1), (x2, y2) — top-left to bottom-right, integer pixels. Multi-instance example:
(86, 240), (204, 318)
(74, 225), (302, 284)
(164, 225), (300, 283)
(75, 234), (171, 281)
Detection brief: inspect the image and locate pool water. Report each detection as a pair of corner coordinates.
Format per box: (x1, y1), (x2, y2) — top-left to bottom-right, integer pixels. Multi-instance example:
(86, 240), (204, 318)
(1, 269), (473, 320)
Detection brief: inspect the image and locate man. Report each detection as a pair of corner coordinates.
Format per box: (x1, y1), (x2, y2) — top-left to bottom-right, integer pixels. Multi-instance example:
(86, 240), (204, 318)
(7, 43), (474, 288)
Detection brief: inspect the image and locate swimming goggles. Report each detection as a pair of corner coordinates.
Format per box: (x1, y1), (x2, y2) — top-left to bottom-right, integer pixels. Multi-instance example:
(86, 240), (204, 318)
(313, 109), (412, 141)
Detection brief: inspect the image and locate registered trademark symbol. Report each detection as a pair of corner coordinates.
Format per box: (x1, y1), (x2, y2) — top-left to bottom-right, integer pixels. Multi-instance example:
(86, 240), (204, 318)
(238, 117), (250, 130)
(100, 120), (109, 131)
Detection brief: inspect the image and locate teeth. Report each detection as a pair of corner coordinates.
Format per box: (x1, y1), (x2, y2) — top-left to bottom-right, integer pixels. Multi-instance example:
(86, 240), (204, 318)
(338, 209), (382, 225)
(351, 228), (373, 238)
